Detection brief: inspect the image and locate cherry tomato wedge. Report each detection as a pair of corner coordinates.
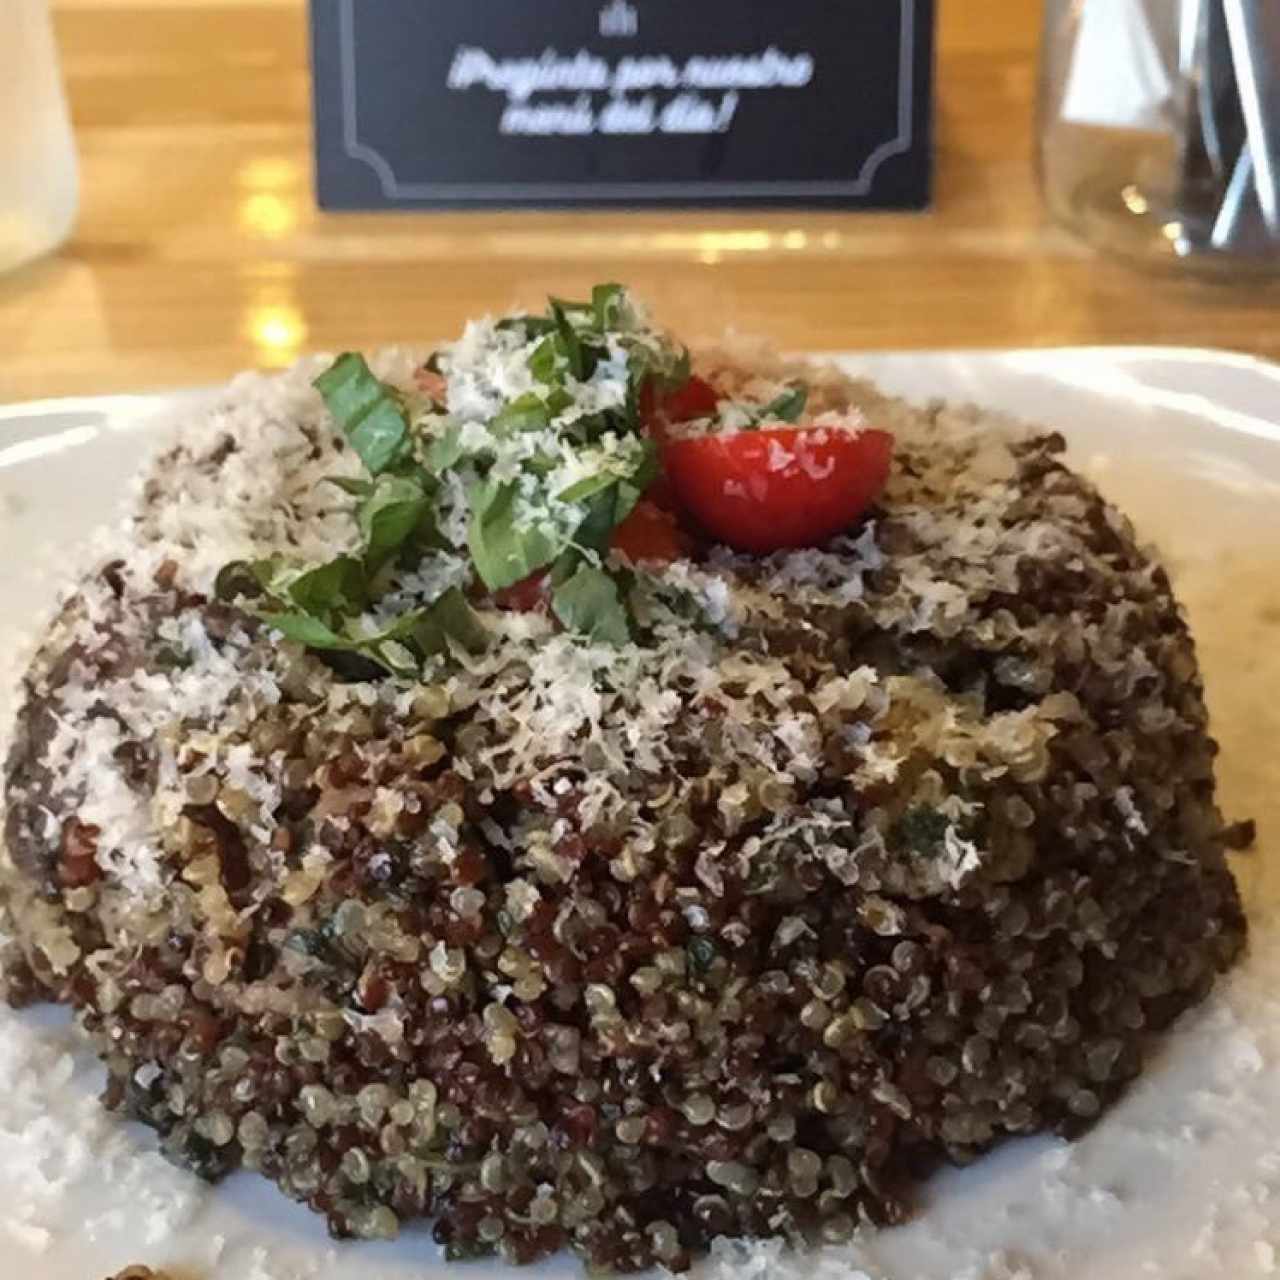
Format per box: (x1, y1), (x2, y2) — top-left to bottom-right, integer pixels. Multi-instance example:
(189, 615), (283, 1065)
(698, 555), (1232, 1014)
(640, 375), (721, 509)
(491, 571), (549, 612)
(663, 425), (893, 554)
(610, 499), (689, 566)
(640, 375), (720, 441)
(657, 374), (720, 424)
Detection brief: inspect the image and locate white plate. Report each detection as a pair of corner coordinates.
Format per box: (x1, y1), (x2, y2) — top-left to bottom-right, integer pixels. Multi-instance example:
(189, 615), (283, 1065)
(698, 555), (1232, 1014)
(2, 348), (1279, 1280)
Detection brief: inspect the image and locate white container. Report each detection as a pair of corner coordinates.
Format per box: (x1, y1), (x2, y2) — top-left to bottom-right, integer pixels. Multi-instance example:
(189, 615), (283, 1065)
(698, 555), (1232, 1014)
(0, 0), (79, 273)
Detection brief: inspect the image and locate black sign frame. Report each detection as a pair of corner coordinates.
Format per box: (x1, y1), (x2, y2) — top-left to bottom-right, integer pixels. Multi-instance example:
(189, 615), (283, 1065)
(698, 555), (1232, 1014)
(310, 0), (934, 210)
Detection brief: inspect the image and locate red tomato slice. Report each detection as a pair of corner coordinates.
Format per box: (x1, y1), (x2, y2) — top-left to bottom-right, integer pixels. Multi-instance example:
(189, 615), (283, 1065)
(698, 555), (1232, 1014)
(658, 375), (720, 423)
(640, 375), (720, 441)
(610, 500), (689, 566)
(640, 375), (721, 510)
(491, 571), (549, 612)
(663, 425), (893, 554)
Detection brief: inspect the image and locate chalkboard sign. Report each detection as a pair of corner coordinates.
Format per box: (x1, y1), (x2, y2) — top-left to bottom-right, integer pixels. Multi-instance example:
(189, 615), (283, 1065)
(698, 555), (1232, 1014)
(310, 0), (934, 209)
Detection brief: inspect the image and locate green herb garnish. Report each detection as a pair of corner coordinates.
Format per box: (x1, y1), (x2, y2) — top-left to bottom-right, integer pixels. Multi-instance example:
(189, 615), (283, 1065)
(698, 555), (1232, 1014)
(490, 392), (551, 436)
(285, 555), (369, 617)
(321, 475), (375, 498)
(255, 609), (348, 652)
(313, 352), (410, 475)
(467, 479), (562, 592)
(551, 563), (631, 646)
(762, 382), (809, 424)
(217, 285), (691, 676)
(356, 474), (432, 573)
(413, 586), (489, 657)
(219, 563), (488, 677)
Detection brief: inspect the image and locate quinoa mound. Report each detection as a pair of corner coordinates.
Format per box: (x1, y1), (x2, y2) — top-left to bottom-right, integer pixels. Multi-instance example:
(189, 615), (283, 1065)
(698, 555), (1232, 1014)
(1, 345), (1246, 1272)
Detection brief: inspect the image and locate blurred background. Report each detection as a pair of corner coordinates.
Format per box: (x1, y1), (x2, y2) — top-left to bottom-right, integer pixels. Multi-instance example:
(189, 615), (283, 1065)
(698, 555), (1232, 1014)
(1, 0), (1278, 403)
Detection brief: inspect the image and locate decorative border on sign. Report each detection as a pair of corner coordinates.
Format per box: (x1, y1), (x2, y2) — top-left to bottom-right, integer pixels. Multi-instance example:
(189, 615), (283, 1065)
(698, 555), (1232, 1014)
(338, 0), (917, 201)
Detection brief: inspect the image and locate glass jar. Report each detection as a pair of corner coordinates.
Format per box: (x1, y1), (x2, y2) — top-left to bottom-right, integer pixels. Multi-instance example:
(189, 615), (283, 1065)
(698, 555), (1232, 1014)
(0, 0), (80, 274)
(1038, 0), (1280, 273)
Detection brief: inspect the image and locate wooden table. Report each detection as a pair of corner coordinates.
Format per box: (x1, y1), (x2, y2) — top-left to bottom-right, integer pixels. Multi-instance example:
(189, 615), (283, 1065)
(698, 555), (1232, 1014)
(2, 1), (1278, 403)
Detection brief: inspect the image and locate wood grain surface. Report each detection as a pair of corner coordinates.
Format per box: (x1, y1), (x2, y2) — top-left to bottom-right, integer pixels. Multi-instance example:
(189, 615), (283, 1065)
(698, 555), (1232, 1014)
(1, 1), (1277, 402)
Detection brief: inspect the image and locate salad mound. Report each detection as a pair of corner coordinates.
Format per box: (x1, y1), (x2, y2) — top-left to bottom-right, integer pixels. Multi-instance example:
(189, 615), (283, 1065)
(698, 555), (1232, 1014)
(1, 289), (1246, 1272)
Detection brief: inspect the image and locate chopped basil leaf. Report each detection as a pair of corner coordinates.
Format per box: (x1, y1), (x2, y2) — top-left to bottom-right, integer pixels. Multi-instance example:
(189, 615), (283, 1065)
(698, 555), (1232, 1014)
(467, 480), (563, 591)
(353, 611), (438, 675)
(763, 382), (809, 424)
(321, 476), (375, 498)
(614, 477), (647, 526)
(566, 453), (656, 555)
(552, 563), (631, 646)
(413, 586), (488, 657)
(548, 547), (581, 589)
(549, 295), (593, 315)
(528, 337), (561, 385)
(358, 475), (430, 573)
(426, 423), (464, 473)
(313, 353), (409, 475)
(544, 386), (574, 417)
(260, 599), (482, 678)
(258, 610), (347, 650)
(570, 480), (637, 556)
(572, 488), (619, 556)
(592, 282), (628, 331)
(350, 612), (434, 675)
(628, 438), (660, 496)
(522, 449), (561, 480)
(557, 438), (656, 508)
(491, 392), (550, 436)
(556, 471), (621, 505)
(286, 555), (369, 619)
(550, 300), (595, 382)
